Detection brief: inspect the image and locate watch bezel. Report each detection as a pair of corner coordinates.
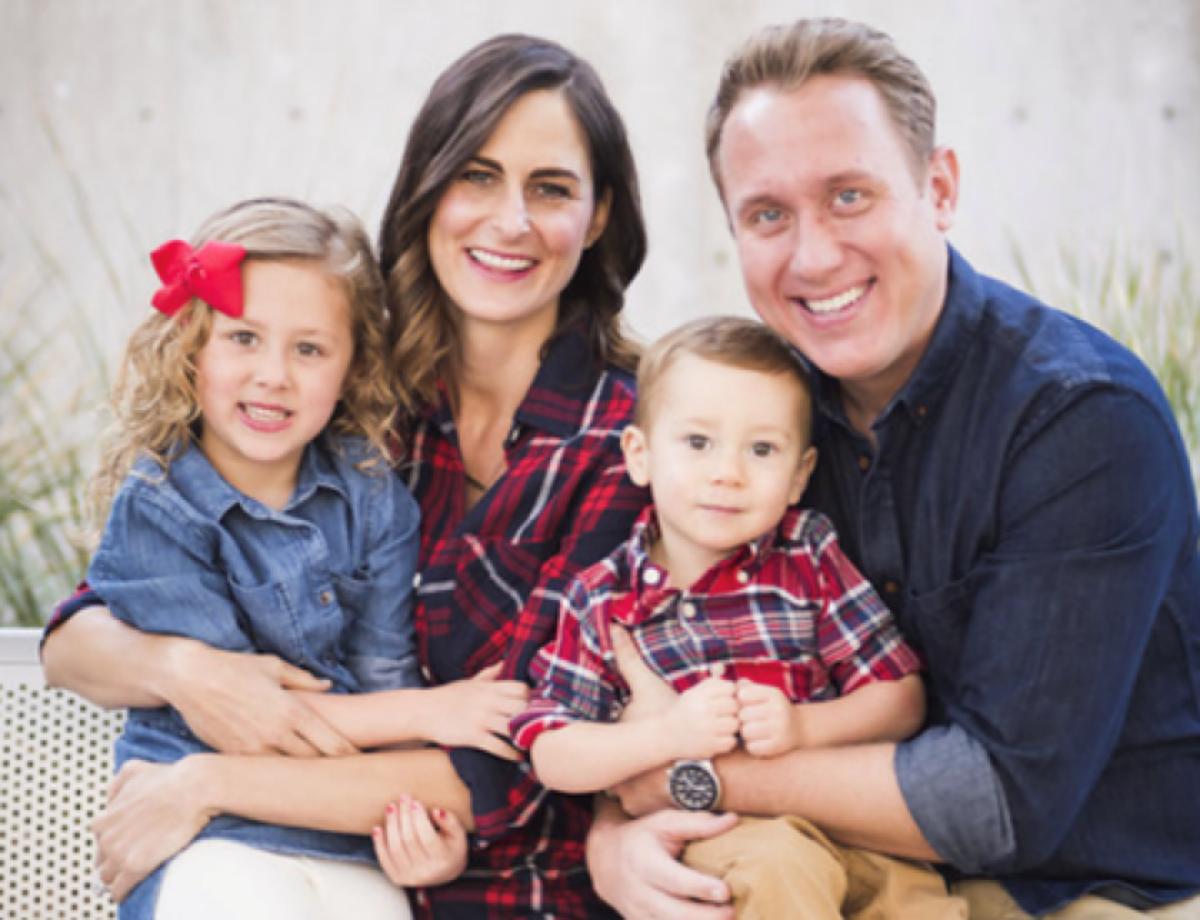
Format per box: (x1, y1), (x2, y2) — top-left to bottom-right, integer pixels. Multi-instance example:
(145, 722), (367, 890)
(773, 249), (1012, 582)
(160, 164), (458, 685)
(667, 758), (721, 811)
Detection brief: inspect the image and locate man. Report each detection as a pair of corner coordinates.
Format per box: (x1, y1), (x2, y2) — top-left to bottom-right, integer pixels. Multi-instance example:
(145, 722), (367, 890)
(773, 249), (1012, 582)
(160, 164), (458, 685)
(588, 18), (1200, 919)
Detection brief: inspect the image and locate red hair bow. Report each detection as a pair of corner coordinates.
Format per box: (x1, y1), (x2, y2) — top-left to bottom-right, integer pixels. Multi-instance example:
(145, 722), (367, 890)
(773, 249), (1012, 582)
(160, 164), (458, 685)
(150, 239), (247, 318)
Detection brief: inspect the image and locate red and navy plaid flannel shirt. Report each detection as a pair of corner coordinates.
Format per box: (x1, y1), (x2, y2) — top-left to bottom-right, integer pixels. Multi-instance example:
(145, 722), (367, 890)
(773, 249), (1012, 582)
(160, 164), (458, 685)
(48, 331), (648, 919)
(511, 504), (921, 753)
(398, 331), (646, 918)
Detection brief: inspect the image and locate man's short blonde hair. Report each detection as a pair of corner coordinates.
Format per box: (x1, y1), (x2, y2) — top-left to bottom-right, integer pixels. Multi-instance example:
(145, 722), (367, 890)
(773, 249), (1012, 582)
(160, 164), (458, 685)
(706, 18), (936, 190)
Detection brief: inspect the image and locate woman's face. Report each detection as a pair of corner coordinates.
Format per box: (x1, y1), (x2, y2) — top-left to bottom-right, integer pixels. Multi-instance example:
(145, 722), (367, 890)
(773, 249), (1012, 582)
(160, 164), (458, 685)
(427, 89), (610, 337)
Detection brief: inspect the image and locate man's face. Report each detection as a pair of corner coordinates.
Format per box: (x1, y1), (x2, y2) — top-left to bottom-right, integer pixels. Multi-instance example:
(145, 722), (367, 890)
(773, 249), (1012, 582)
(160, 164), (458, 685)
(716, 74), (958, 417)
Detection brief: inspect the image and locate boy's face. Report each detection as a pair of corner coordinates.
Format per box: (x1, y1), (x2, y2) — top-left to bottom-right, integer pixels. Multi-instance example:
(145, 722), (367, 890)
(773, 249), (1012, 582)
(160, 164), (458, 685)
(622, 353), (817, 585)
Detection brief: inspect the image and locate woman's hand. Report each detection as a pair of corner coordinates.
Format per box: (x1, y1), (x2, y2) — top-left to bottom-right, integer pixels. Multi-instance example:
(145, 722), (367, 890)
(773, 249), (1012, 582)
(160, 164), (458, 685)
(93, 757), (216, 902)
(416, 663), (528, 760)
(373, 795), (468, 887)
(588, 798), (736, 919)
(164, 639), (357, 757)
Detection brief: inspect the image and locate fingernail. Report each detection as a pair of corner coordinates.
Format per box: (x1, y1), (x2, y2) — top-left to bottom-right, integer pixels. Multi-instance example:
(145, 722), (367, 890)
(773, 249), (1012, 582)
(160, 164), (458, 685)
(433, 807), (445, 819)
(372, 826), (381, 836)
(386, 802), (396, 815)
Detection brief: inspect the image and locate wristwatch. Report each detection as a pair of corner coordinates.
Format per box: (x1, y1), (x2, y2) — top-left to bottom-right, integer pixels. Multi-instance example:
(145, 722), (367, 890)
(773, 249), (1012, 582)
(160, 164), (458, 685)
(667, 759), (721, 811)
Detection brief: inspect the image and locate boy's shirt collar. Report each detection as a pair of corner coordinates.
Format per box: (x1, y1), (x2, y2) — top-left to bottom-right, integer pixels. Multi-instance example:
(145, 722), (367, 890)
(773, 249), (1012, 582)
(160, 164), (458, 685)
(618, 504), (799, 626)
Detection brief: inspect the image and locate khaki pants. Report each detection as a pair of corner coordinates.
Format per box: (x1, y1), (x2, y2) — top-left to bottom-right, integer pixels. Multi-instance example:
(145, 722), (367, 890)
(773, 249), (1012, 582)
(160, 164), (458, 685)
(955, 880), (1200, 919)
(682, 815), (967, 920)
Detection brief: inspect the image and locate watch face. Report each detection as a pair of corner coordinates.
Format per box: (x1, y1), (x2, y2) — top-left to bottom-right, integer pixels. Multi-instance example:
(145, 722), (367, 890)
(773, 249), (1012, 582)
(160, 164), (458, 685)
(669, 762), (718, 811)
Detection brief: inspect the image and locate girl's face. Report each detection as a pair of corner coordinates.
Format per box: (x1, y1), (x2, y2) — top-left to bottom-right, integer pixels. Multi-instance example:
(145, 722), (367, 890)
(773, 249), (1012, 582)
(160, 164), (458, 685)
(427, 89), (610, 339)
(195, 259), (353, 504)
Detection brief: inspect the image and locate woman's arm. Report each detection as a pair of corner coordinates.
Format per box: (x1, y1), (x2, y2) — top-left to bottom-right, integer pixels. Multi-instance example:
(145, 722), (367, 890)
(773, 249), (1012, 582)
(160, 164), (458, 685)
(42, 607), (355, 756)
(94, 745), (474, 901)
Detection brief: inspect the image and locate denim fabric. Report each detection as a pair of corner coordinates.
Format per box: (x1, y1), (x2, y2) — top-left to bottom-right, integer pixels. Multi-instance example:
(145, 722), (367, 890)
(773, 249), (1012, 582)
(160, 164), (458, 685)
(804, 247), (1200, 914)
(89, 435), (421, 918)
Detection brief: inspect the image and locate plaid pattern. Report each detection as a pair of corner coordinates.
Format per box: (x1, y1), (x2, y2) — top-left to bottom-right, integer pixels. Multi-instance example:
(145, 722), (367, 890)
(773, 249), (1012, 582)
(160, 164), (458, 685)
(48, 331), (647, 918)
(400, 331), (645, 918)
(511, 504), (921, 753)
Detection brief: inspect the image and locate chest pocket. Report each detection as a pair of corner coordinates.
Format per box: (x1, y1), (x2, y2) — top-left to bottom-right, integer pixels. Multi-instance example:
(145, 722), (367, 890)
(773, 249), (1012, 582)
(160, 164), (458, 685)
(227, 576), (340, 667)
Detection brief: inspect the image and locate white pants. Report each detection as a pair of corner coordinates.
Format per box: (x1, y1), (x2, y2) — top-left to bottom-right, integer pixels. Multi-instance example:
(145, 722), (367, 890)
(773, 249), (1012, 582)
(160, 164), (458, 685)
(155, 838), (413, 920)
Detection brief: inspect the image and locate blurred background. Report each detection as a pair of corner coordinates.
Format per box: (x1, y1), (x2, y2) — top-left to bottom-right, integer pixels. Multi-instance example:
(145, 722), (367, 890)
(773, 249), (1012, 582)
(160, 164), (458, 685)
(2, 0), (1197, 624)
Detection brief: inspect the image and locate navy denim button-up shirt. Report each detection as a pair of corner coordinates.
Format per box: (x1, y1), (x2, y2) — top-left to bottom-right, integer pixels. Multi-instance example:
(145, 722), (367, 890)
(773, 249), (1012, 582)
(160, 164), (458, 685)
(804, 247), (1200, 913)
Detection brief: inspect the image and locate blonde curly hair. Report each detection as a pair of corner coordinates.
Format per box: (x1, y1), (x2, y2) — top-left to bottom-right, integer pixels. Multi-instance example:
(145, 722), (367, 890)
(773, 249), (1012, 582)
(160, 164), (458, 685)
(88, 197), (396, 529)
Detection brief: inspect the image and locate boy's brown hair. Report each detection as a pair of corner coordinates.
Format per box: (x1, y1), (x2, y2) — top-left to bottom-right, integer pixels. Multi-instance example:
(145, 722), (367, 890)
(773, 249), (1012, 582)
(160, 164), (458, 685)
(634, 316), (813, 439)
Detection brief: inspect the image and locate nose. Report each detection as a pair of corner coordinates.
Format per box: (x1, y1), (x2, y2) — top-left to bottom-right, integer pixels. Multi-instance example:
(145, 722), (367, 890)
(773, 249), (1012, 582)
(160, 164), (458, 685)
(787, 211), (842, 279)
(710, 445), (745, 486)
(493, 187), (531, 238)
(253, 345), (291, 389)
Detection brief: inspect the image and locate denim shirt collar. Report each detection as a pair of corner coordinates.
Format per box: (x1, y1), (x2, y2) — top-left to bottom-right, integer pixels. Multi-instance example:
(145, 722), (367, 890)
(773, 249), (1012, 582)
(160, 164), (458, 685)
(168, 436), (349, 521)
(810, 245), (985, 434)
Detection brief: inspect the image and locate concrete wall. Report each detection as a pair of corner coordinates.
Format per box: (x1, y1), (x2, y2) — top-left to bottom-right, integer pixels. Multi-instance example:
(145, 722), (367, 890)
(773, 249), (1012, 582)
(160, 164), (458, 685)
(2, 0), (1197, 357)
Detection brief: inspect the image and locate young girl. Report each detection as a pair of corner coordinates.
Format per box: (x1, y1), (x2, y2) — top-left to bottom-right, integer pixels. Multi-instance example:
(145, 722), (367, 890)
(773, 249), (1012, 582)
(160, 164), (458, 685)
(86, 198), (515, 920)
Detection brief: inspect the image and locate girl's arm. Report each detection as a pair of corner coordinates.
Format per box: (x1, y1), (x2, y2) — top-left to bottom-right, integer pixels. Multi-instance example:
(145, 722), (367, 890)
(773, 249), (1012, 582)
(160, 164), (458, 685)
(42, 606), (355, 756)
(295, 663), (528, 759)
(737, 673), (925, 757)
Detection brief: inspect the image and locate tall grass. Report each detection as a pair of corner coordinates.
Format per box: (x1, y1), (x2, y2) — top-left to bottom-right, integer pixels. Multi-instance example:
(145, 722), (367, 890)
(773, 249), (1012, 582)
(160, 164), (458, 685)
(0, 287), (105, 626)
(1011, 239), (1200, 500)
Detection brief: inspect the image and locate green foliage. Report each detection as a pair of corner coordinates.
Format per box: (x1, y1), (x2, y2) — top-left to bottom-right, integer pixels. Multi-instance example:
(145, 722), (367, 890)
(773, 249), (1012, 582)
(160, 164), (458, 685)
(0, 289), (104, 626)
(1011, 238), (1200, 500)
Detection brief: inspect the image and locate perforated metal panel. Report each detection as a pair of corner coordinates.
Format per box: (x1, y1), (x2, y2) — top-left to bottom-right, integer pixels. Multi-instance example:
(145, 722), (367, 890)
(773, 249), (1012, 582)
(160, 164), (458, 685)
(2, 629), (123, 919)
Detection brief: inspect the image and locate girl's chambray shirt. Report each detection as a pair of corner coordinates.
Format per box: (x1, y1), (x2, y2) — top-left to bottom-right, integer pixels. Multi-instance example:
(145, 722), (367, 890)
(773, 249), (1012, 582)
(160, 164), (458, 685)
(87, 434), (420, 904)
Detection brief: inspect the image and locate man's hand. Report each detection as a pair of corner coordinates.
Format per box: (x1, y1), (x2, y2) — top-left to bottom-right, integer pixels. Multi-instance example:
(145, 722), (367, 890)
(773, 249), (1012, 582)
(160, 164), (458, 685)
(415, 663), (528, 760)
(163, 639), (357, 757)
(373, 795), (468, 887)
(93, 758), (214, 902)
(588, 800), (736, 920)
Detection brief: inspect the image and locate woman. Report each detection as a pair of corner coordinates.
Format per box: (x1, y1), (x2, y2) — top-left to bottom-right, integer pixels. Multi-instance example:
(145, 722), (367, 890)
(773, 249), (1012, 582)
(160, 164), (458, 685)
(43, 34), (648, 919)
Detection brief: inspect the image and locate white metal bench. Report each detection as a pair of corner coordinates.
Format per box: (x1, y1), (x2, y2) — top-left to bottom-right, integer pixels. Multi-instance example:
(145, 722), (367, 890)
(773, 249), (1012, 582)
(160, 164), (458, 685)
(1, 627), (123, 919)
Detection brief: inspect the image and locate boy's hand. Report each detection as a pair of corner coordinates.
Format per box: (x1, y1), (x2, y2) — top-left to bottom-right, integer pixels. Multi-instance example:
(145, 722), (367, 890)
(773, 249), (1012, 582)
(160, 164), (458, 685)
(373, 795), (468, 887)
(668, 672), (739, 760)
(736, 680), (798, 756)
(418, 663), (528, 760)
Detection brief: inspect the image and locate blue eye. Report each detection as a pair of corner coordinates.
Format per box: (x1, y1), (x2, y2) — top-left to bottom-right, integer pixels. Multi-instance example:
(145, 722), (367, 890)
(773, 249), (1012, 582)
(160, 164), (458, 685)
(461, 168), (495, 186)
(754, 208), (783, 224)
(833, 188), (865, 210)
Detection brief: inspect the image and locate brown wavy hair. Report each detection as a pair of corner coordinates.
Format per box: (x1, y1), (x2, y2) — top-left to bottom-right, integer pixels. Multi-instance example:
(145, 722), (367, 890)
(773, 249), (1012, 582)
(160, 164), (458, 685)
(378, 34), (646, 421)
(88, 197), (395, 528)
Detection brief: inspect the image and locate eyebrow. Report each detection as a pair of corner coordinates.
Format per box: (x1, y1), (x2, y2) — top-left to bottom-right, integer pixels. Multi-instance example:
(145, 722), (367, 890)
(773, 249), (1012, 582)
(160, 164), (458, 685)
(469, 155), (582, 183)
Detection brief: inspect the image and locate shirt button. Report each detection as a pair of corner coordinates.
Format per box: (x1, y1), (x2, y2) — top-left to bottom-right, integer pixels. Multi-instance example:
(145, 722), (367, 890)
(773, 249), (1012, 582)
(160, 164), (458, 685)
(681, 602), (697, 619)
(643, 568), (662, 586)
(318, 590), (333, 606)
(916, 404), (929, 419)
(736, 570), (750, 584)
(858, 455), (871, 472)
(505, 425), (521, 446)
(884, 580), (900, 595)
(412, 572), (422, 589)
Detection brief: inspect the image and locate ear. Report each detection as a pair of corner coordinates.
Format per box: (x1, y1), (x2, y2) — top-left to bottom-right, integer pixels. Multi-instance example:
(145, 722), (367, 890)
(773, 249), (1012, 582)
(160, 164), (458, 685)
(620, 424), (651, 487)
(585, 188), (612, 249)
(788, 445), (818, 505)
(926, 146), (959, 233)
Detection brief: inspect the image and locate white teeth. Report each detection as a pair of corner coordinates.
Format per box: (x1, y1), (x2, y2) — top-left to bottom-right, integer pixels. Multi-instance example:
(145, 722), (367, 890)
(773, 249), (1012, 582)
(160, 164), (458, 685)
(243, 404), (288, 421)
(805, 285), (866, 314)
(470, 249), (534, 271)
